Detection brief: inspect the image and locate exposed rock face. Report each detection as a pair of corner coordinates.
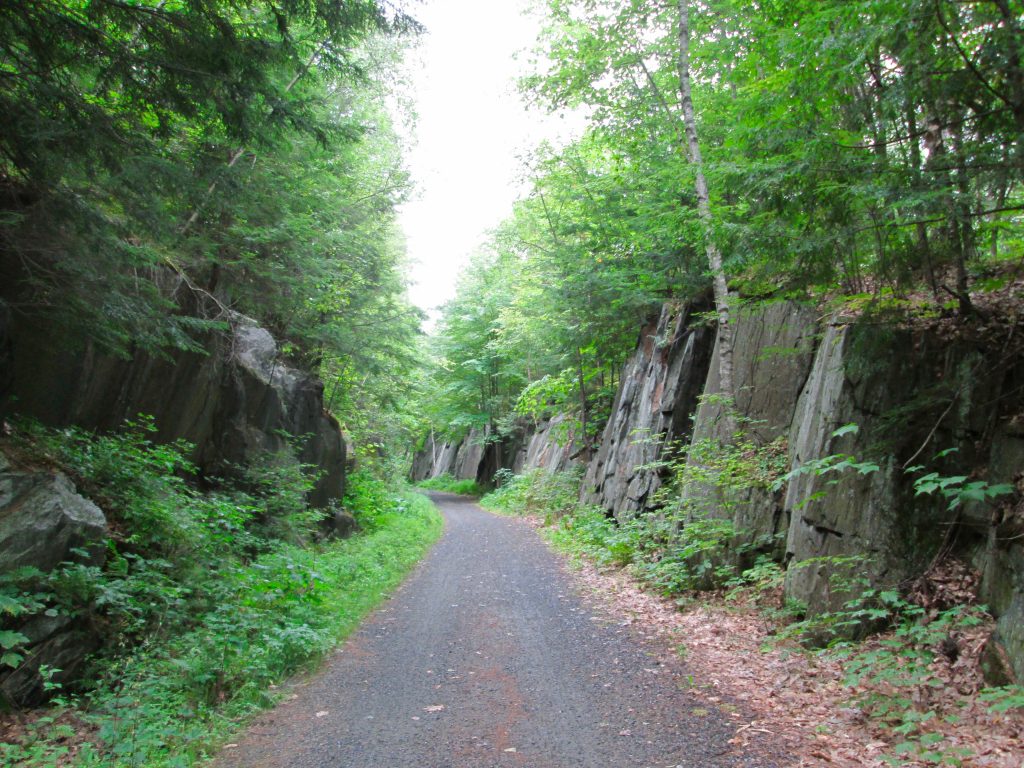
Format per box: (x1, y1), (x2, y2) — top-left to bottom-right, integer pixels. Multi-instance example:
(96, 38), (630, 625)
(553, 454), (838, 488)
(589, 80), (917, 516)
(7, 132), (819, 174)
(1, 312), (345, 507)
(409, 434), (463, 482)
(780, 324), (1010, 616)
(409, 426), (526, 487)
(580, 302), (715, 518)
(453, 427), (489, 481)
(683, 301), (818, 560)
(585, 301), (1024, 677)
(0, 453), (107, 705)
(409, 414), (580, 486)
(518, 414), (581, 475)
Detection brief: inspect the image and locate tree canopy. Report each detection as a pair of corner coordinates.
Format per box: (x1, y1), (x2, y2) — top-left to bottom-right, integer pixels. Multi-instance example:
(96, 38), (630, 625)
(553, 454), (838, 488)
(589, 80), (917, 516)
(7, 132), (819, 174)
(418, 0), (1023, 458)
(0, 0), (428, 456)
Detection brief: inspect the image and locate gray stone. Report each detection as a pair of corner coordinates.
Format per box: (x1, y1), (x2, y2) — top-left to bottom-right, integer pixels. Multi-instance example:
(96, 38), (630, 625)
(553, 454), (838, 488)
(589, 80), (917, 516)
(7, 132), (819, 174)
(0, 628), (99, 706)
(409, 424), (527, 487)
(323, 507), (358, 540)
(779, 321), (1018, 623)
(453, 428), (488, 481)
(580, 302), (715, 519)
(521, 414), (582, 475)
(980, 631), (1018, 687)
(0, 457), (107, 572)
(2, 311), (346, 509)
(0, 457), (108, 706)
(682, 301), (818, 559)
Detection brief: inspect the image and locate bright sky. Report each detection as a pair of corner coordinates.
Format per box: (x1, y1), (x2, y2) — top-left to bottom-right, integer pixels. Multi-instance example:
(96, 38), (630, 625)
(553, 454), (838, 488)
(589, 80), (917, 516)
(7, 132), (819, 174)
(397, 0), (580, 328)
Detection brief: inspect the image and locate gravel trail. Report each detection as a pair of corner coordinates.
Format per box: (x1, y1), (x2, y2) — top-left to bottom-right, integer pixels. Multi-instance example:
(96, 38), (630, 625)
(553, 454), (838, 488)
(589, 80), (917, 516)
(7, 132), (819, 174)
(214, 493), (775, 768)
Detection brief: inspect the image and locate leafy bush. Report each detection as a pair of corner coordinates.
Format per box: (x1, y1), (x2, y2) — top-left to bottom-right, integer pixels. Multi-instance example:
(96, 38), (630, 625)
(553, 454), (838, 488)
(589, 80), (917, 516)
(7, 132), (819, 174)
(546, 506), (638, 566)
(480, 467), (583, 519)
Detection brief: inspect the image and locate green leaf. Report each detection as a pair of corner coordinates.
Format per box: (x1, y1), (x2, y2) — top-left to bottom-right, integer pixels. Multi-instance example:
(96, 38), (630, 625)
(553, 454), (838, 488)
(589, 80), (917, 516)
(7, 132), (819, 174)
(0, 630), (28, 650)
(1, 651), (24, 668)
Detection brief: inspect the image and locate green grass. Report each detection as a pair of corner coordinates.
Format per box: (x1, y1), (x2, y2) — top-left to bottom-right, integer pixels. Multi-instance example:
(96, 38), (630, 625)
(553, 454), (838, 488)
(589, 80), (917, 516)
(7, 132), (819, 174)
(416, 473), (484, 496)
(1, 490), (442, 767)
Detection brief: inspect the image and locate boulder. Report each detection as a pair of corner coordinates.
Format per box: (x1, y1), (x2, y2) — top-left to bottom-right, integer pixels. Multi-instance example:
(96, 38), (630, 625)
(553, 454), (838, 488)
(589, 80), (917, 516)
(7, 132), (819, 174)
(0, 453), (108, 706)
(0, 453), (106, 571)
(1, 626), (100, 706)
(323, 506), (358, 540)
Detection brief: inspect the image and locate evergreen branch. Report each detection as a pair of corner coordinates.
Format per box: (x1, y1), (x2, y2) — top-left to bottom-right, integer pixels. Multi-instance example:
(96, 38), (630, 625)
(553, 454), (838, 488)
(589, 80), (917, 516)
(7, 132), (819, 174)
(933, 0), (1013, 109)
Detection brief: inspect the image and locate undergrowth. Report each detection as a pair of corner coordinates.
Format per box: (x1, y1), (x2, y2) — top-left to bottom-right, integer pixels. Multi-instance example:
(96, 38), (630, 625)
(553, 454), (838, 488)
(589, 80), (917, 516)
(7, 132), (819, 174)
(0, 420), (442, 767)
(479, 467), (583, 519)
(415, 473), (484, 496)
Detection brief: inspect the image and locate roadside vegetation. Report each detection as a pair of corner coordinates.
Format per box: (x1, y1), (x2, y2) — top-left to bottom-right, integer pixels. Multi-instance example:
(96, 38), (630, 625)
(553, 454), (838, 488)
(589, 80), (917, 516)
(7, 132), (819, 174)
(482, 454), (1023, 767)
(415, 474), (484, 497)
(0, 421), (441, 767)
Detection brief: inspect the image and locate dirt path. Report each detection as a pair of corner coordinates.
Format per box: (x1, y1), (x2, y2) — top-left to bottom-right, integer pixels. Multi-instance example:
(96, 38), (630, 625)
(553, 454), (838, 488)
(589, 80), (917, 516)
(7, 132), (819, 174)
(213, 493), (778, 768)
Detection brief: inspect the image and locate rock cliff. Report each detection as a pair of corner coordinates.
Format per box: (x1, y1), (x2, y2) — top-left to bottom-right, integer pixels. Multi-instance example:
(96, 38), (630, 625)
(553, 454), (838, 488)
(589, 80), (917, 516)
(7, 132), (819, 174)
(587, 300), (1024, 680)
(1, 311), (345, 507)
(0, 306), (350, 704)
(409, 415), (582, 486)
(580, 301), (715, 517)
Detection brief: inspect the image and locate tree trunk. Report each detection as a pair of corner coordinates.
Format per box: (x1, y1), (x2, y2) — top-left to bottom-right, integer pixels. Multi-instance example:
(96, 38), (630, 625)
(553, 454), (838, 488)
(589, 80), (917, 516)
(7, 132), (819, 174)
(576, 347), (590, 459)
(677, 0), (735, 406)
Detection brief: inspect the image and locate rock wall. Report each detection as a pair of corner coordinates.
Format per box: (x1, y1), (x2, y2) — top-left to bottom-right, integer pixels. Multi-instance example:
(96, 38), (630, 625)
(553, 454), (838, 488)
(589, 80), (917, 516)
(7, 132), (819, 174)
(0, 311), (346, 507)
(584, 300), (1024, 680)
(580, 301), (715, 517)
(681, 301), (819, 563)
(409, 415), (579, 486)
(518, 413), (582, 475)
(408, 434), (470, 483)
(779, 321), (1024, 677)
(0, 306), (351, 704)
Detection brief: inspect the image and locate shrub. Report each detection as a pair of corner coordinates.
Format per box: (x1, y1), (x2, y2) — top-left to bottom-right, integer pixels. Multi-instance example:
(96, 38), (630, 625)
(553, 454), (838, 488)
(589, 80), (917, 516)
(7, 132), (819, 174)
(480, 467), (583, 519)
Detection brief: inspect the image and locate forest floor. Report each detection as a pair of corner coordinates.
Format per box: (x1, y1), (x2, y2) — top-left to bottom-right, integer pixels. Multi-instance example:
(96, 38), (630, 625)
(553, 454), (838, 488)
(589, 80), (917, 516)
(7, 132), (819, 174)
(531, 510), (1024, 767)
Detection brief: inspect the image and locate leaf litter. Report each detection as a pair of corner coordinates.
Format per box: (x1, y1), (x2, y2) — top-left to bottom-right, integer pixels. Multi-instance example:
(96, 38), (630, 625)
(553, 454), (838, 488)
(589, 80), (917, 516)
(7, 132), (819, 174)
(518, 515), (1023, 767)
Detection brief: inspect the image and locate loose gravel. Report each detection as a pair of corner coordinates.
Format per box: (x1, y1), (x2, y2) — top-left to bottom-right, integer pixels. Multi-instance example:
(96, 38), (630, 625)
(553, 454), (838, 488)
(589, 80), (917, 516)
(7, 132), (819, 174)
(213, 493), (776, 768)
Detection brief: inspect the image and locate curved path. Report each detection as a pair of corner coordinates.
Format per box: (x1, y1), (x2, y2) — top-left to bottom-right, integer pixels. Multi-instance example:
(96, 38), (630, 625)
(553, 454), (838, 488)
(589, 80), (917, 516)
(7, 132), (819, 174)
(214, 493), (773, 768)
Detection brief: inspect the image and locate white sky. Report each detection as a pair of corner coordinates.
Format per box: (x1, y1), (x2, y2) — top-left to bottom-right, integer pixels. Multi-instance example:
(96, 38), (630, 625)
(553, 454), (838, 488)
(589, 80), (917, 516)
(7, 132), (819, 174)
(397, 0), (580, 328)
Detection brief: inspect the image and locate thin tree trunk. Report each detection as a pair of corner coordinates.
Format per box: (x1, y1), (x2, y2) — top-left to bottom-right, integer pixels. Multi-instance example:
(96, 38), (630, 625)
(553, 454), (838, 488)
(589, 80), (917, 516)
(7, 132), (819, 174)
(576, 346), (590, 459)
(677, 0), (735, 406)
(905, 86), (939, 299)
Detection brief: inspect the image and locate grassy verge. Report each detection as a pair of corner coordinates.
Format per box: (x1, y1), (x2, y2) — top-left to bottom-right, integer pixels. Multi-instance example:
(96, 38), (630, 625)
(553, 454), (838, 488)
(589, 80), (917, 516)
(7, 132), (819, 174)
(1, 482), (441, 767)
(415, 473), (484, 497)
